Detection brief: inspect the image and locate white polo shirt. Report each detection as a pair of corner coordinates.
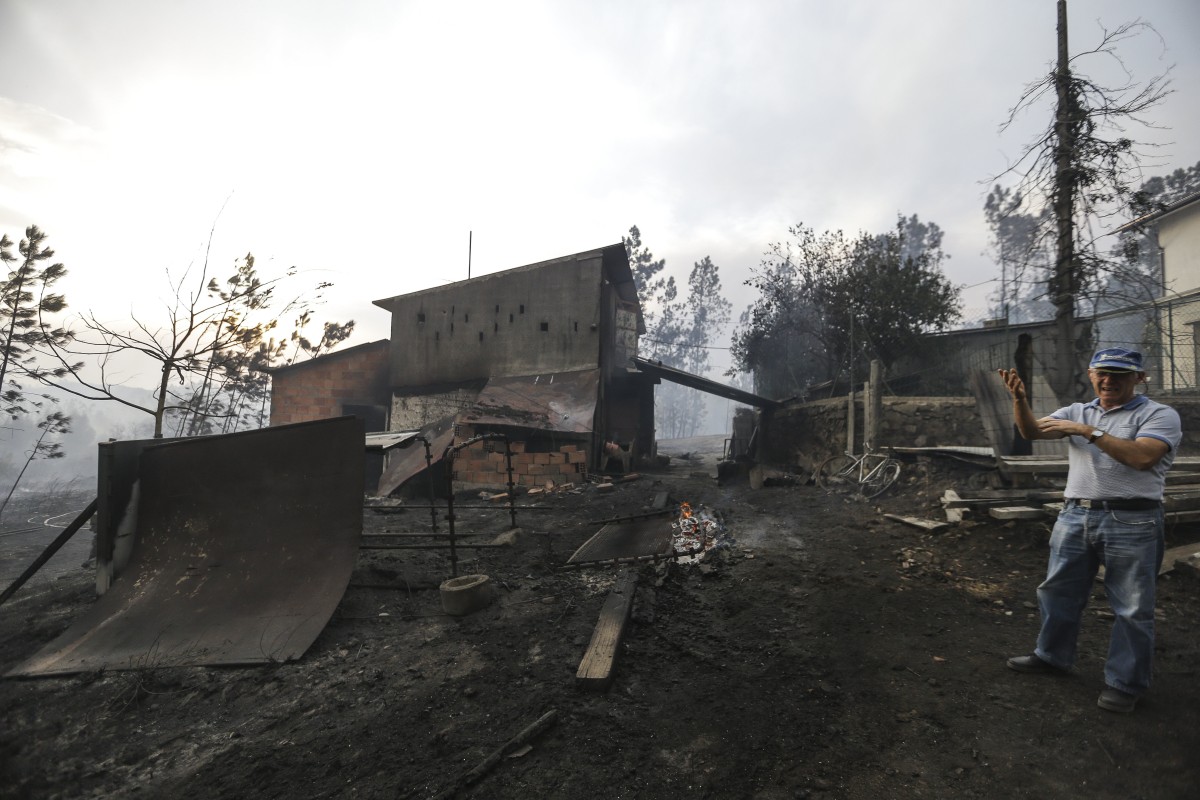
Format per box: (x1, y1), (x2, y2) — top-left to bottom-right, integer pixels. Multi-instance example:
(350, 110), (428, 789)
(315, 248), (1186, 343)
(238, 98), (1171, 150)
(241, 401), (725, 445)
(1049, 394), (1182, 501)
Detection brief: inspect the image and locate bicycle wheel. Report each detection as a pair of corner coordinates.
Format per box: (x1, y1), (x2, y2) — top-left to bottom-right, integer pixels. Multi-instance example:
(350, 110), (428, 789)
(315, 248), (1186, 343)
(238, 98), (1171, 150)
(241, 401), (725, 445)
(815, 454), (858, 493)
(861, 460), (901, 499)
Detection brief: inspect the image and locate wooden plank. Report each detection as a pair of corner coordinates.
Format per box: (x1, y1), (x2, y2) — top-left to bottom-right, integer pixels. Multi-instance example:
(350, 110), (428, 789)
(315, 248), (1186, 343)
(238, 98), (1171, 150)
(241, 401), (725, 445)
(1166, 495), (1200, 512)
(1163, 542), (1200, 574)
(884, 514), (950, 533)
(1174, 552), (1200, 581)
(1099, 542), (1200, 580)
(1000, 456), (1200, 475)
(942, 491), (1064, 509)
(576, 570), (639, 691)
(989, 506), (1047, 520)
(998, 457), (1069, 474)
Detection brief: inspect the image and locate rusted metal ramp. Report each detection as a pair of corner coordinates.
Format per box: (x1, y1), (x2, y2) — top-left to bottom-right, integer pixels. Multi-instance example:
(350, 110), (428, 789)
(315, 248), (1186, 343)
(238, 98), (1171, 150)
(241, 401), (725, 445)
(7, 417), (363, 677)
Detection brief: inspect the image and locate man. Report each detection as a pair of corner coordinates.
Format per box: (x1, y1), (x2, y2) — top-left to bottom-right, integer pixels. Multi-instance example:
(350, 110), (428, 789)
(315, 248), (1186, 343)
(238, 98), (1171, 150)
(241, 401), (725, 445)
(998, 347), (1182, 713)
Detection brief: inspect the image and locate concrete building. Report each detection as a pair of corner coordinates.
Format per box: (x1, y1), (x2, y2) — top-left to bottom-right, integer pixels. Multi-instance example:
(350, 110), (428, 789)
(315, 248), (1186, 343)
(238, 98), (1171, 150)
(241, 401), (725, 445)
(269, 243), (657, 494)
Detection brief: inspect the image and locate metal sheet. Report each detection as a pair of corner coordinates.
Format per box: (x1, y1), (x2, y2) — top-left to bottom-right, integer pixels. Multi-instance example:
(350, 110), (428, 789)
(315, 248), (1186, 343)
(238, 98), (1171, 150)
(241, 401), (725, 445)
(374, 415), (457, 498)
(374, 370), (600, 497)
(7, 417), (363, 676)
(365, 430), (421, 451)
(633, 357), (779, 408)
(567, 518), (675, 564)
(462, 369), (599, 433)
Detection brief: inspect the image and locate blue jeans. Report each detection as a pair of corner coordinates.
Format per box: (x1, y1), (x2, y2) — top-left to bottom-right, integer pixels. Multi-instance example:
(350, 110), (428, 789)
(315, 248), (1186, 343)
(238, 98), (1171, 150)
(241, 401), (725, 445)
(1034, 503), (1164, 695)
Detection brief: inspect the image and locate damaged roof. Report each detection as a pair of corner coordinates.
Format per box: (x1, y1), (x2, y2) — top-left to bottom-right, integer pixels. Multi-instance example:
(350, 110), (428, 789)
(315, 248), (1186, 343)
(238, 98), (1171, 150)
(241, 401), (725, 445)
(374, 369), (599, 496)
(371, 243), (641, 333)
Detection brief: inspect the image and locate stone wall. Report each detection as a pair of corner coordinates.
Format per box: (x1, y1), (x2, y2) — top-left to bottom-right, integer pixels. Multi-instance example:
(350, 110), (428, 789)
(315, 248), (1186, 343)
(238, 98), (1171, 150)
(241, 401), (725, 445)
(763, 394), (1200, 471)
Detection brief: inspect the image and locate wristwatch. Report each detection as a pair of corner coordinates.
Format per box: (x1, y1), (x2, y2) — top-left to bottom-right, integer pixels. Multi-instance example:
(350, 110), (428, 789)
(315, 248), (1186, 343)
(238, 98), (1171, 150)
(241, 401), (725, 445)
(1089, 429), (1105, 442)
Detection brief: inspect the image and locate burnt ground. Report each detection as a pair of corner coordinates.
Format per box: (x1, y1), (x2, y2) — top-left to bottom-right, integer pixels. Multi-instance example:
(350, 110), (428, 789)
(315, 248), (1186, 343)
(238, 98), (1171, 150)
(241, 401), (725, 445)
(3, 436), (1200, 800)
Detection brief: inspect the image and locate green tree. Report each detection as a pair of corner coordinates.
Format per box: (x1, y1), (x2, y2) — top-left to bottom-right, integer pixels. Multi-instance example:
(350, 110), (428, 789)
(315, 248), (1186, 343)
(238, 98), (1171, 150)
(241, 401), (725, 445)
(733, 216), (961, 398)
(0, 226), (77, 420)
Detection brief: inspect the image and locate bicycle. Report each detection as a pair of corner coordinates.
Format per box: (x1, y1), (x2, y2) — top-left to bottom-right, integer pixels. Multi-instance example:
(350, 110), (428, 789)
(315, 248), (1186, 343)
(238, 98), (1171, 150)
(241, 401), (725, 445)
(815, 449), (901, 498)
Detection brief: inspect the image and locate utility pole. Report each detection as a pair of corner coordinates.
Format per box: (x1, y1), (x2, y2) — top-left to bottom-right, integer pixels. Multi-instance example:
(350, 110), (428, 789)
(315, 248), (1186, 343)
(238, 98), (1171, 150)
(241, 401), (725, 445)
(1051, 0), (1081, 400)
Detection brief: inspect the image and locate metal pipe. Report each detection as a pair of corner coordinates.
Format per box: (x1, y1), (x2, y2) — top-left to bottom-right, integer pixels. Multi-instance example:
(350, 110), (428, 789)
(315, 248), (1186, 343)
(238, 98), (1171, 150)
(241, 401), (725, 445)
(390, 504), (558, 511)
(359, 543), (509, 550)
(442, 433), (522, 577)
(363, 531), (498, 538)
(0, 499), (98, 607)
(421, 436), (438, 532)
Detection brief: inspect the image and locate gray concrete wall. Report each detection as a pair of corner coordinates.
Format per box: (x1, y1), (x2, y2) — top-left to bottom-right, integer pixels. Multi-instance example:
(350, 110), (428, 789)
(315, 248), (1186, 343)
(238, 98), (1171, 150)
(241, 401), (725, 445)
(391, 386), (482, 430)
(385, 255), (605, 387)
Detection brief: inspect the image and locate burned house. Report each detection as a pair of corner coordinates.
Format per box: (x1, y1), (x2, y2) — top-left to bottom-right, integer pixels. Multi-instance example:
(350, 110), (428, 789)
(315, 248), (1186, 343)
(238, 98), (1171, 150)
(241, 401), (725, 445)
(269, 243), (657, 494)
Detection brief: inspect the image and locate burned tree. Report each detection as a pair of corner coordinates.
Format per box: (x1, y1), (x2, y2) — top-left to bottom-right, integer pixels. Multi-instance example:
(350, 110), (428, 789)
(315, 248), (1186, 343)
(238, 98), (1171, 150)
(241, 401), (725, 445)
(994, 0), (1172, 398)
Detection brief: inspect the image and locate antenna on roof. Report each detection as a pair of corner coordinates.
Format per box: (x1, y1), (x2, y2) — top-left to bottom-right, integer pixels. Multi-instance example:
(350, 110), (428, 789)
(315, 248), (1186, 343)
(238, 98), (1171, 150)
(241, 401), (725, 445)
(468, 231), (473, 279)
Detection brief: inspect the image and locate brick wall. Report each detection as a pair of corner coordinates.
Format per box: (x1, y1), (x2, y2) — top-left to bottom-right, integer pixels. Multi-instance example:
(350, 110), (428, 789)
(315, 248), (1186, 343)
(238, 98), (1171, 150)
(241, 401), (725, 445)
(269, 340), (391, 426)
(447, 429), (590, 490)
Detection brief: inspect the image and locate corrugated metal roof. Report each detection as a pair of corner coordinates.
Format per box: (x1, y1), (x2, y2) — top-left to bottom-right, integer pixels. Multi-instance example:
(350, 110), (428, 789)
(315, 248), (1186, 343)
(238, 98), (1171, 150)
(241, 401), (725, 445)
(373, 369), (601, 496)
(365, 431), (422, 451)
(461, 369), (599, 433)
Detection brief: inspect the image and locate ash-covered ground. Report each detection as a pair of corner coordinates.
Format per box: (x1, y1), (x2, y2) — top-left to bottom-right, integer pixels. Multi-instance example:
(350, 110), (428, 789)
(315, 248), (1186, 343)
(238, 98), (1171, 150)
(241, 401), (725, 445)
(3, 437), (1200, 799)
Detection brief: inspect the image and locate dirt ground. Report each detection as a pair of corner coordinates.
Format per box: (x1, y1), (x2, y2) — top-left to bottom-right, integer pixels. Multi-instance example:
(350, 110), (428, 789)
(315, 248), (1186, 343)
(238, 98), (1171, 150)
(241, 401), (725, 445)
(3, 436), (1200, 799)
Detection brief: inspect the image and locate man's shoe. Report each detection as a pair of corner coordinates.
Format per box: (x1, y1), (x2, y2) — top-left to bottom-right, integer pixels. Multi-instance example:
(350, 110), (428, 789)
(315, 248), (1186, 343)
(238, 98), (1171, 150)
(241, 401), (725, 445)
(1006, 654), (1064, 674)
(1097, 687), (1138, 713)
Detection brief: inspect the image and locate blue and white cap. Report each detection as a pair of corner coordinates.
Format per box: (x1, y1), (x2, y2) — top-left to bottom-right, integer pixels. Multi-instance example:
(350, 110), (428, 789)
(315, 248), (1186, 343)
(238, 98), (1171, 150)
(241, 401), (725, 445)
(1089, 347), (1144, 372)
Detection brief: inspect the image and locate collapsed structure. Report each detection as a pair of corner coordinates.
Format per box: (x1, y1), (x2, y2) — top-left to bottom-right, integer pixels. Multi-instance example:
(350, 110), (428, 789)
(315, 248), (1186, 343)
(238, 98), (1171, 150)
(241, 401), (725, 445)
(270, 244), (658, 493)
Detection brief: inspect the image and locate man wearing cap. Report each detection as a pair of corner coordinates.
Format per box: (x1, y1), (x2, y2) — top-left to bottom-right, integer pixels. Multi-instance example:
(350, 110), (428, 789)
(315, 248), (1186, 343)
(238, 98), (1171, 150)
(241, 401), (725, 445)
(997, 348), (1182, 713)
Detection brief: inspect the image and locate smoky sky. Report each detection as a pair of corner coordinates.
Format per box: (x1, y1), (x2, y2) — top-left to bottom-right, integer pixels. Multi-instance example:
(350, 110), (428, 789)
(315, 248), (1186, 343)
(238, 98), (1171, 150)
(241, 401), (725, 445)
(1, 0), (1198, 377)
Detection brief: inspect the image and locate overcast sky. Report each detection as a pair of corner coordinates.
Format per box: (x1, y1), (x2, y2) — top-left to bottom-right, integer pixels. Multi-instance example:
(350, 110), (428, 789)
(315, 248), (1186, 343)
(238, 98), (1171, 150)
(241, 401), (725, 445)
(3, 0), (1198, 382)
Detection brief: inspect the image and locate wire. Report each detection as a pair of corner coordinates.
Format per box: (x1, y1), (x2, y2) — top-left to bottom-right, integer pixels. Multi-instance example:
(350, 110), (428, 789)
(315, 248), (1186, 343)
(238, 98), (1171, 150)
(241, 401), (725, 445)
(641, 338), (731, 351)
